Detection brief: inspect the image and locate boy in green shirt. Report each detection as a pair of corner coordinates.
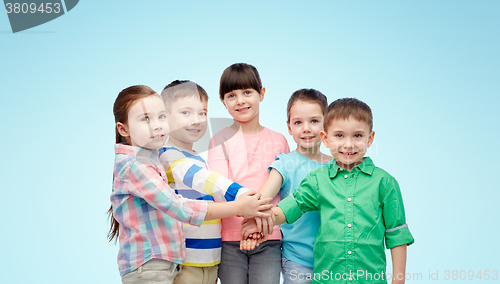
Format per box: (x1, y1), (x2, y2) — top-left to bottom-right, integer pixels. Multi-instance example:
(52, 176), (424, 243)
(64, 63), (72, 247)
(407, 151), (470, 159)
(242, 98), (414, 283)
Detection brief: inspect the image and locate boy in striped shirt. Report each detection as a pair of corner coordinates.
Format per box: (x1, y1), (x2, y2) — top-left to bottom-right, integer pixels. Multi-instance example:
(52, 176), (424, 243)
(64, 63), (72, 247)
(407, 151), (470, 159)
(159, 80), (265, 284)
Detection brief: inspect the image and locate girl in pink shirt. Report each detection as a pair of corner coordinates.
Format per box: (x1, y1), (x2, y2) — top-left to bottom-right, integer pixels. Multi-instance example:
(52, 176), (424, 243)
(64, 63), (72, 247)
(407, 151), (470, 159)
(208, 63), (290, 284)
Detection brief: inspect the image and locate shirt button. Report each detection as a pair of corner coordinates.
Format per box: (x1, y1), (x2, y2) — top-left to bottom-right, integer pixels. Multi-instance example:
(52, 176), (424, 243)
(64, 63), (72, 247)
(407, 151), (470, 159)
(348, 250), (352, 254)
(347, 223), (352, 228)
(344, 174), (348, 178)
(347, 198), (352, 202)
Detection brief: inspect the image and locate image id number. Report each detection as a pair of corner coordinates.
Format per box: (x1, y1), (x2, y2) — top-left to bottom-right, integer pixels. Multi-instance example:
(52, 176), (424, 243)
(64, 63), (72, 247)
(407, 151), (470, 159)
(6, 3), (62, 14)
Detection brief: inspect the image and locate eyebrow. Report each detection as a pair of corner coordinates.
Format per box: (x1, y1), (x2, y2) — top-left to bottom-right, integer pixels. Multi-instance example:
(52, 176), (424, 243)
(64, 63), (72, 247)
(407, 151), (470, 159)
(290, 116), (322, 120)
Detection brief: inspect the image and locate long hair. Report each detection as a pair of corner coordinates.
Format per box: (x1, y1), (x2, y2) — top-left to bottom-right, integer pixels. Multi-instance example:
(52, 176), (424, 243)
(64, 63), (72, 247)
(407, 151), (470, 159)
(107, 85), (157, 242)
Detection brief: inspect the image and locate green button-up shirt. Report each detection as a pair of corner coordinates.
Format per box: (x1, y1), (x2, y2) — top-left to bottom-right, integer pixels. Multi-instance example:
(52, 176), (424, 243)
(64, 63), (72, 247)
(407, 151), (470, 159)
(278, 157), (414, 283)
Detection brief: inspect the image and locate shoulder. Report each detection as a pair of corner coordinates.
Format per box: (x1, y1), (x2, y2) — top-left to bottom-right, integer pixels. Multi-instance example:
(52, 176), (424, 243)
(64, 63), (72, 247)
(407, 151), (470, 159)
(372, 165), (397, 182)
(211, 127), (234, 140)
(270, 152), (294, 169)
(159, 146), (185, 160)
(114, 154), (137, 178)
(263, 127), (287, 140)
(309, 163), (331, 176)
(276, 151), (295, 162)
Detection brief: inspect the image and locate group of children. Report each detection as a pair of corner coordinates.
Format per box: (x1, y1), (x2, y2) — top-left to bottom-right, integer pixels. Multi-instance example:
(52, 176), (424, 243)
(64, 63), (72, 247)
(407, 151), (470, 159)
(108, 63), (414, 284)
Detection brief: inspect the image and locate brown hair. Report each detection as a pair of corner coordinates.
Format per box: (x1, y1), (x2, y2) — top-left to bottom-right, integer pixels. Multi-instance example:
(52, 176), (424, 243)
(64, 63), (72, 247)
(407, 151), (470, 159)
(161, 80), (208, 112)
(323, 98), (373, 132)
(108, 85), (157, 242)
(219, 63), (262, 100)
(286, 88), (328, 122)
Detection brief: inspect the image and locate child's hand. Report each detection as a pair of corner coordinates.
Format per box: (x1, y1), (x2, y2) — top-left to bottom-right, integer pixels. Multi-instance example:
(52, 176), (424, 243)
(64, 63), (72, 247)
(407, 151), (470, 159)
(236, 191), (273, 218)
(250, 211), (276, 239)
(240, 232), (266, 250)
(241, 217), (261, 240)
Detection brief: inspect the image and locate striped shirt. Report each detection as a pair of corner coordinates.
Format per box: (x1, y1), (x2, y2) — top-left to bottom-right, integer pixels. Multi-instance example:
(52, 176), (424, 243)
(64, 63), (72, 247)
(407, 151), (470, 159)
(159, 145), (249, 267)
(111, 144), (208, 276)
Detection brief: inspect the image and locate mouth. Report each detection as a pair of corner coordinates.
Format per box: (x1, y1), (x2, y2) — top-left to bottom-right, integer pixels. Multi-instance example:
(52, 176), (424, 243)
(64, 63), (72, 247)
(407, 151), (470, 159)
(301, 136), (315, 141)
(340, 151), (357, 157)
(236, 107), (250, 113)
(151, 134), (164, 140)
(186, 129), (201, 133)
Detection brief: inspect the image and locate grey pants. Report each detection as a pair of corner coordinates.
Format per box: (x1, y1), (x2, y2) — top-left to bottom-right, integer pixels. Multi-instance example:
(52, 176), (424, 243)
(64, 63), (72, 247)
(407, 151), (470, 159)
(218, 240), (281, 284)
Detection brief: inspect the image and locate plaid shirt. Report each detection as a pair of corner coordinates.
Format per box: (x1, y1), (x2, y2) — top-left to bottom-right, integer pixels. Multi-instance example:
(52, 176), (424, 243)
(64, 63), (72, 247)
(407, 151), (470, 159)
(111, 144), (208, 276)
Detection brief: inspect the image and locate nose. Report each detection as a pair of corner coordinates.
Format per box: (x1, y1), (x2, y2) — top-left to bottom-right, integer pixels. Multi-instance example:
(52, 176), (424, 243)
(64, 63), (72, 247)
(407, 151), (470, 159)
(191, 115), (200, 125)
(302, 122), (311, 132)
(343, 137), (353, 148)
(236, 95), (246, 105)
(150, 118), (162, 131)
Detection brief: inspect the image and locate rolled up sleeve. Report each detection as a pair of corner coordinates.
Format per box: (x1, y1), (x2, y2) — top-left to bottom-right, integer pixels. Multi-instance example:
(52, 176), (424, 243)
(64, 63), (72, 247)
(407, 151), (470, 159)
(382, 176), (415, 248)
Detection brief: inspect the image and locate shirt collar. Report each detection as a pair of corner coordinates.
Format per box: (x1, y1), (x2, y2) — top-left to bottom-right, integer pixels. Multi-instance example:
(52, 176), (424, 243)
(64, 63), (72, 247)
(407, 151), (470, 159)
(115, 143), (160, 162)
(329, 157), (375, 178)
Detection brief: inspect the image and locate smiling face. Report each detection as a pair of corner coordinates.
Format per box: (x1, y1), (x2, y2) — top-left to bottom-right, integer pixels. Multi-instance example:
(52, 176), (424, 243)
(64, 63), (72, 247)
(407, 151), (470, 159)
(288, 100), (324, 151)
(117, 95), (169, 150)
(166, 96), (208, 150)
(221, 88), (264, 124)
(320, 116), (375, 171)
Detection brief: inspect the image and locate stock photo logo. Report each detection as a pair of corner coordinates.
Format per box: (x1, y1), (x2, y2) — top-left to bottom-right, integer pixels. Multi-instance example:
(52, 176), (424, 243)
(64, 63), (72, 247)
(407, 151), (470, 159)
(4, 0), (78, 33)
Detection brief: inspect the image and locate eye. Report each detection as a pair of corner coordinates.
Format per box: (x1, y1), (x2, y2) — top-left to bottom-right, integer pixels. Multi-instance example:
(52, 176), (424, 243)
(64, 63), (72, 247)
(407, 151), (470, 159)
(181, 111), (190, 115)
(335, 134), (343, 138)
(294, 121), (302, 125)
(244, 90), (252, 95)
(201, 112), (207, 116)
(227, 94), (235, 99)
(159, 114), (166, 119)
(141, 116), (150, 122)
(312, 119), (319, 123)
(354, 134), (362, 138)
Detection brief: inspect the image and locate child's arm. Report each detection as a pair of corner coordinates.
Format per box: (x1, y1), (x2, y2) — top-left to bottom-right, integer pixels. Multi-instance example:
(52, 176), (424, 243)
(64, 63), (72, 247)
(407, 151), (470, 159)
(390, 245), (407, 284)
(127, 161), (209, 226)
(160, 148), (250, 202)
(248, 169), (283, 236)
(381, 176), (414, 284)
(259, 169), (283, 200)
(205, 191), (272, 221)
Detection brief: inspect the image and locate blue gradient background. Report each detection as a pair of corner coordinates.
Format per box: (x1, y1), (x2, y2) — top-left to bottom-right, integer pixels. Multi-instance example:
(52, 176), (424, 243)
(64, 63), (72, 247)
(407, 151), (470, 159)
(1, 1), (499, 283)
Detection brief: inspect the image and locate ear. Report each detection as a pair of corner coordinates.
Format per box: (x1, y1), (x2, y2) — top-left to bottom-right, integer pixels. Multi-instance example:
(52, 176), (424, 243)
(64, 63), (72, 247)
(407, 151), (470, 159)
(320, 130), (329, 148)
(117, 122), (130, 138)
(287, 121), (292, 135)
(367, 130), (375, 148)
(259, 87), (266, 102)
(220, 97), (227, 109)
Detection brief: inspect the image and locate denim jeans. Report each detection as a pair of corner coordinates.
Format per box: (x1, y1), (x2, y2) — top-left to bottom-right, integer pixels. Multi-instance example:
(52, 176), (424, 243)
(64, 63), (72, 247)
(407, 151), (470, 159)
(218, 240), (281, 284)
(122, 259), (181, 284)
(281, 255), (314, 284)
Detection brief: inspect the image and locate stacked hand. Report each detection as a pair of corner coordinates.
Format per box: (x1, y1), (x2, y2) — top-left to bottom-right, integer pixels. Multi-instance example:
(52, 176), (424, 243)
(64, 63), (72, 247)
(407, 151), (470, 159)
(240, 208), (277, 250)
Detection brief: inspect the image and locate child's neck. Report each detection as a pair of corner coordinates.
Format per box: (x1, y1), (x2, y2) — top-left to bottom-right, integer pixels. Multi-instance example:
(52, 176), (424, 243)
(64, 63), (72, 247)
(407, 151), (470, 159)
(167, 137), (193, 151)
(336, 159), (364, 172)
(230, 118), (264, 134)
(296, 144), (331, 163)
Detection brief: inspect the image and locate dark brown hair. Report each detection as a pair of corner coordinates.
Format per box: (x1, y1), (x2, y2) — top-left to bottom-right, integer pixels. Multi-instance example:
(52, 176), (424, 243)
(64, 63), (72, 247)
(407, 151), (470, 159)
(161, 80), (208, 112)
(286, 88), (328, 122)
(323, 98), (373, 131)
(219, 63), (262, 100)
(108, 85), (157, 242)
